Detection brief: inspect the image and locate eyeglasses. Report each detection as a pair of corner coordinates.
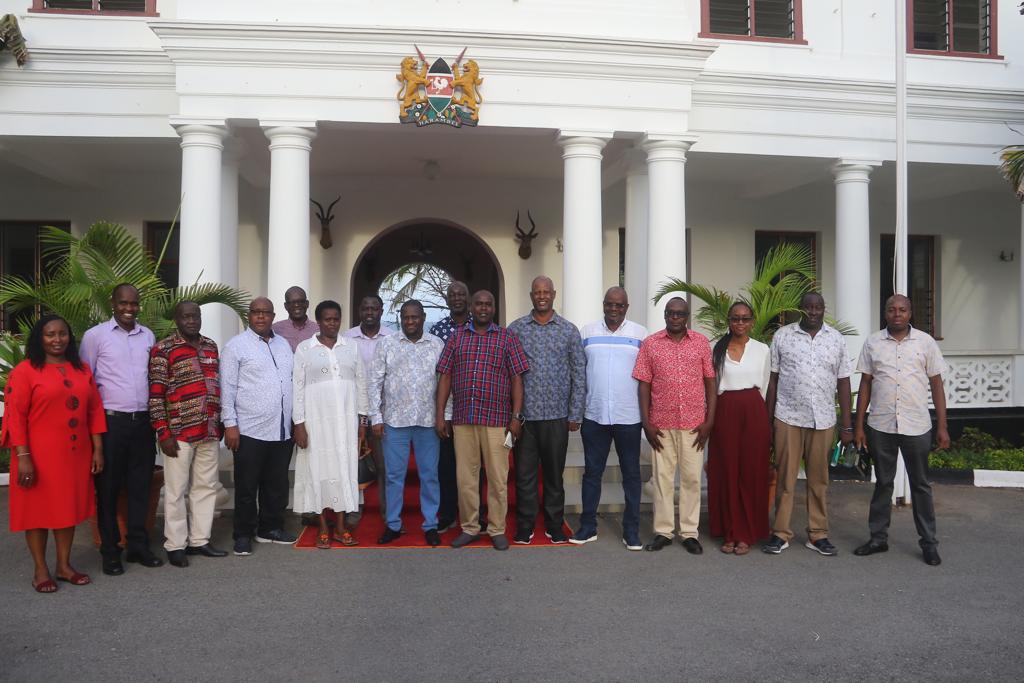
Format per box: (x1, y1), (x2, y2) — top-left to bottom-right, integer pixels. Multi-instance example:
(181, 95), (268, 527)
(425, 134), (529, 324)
(603, 302), (627, 309)
(728, 316), (754, 323)
(664, 311), (690, 319)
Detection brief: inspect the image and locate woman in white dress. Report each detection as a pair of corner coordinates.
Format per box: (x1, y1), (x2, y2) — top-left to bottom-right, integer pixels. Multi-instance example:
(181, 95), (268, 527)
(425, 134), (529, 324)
(292, 300), (368, 548)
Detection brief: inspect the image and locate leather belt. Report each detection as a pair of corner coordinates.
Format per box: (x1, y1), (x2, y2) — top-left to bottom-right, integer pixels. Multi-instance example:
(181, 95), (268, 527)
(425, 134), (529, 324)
(105, 409), (149, 421)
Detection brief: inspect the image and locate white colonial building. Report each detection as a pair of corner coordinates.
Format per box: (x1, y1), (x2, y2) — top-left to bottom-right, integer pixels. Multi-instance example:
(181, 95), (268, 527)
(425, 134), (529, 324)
(1, 0), (1023, 424)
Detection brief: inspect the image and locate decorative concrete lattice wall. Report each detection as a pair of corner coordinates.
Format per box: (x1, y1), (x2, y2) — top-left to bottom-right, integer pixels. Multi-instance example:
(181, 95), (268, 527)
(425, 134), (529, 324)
(943, 356), (1014, 408)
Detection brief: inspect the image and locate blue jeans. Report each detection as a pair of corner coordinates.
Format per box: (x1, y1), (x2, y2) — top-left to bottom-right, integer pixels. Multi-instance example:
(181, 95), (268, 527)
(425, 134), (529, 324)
(382, 425), (440, 532)
(579, 419), (642, 536)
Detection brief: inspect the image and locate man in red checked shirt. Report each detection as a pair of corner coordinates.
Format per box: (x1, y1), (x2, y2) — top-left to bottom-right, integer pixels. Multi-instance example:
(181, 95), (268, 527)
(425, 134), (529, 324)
(148, 301), (226, 567)
(633, 297), (717, 555)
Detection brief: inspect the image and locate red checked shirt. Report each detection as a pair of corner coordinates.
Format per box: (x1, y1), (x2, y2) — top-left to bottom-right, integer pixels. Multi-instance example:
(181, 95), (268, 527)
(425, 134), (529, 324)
(148, 333), (222, 444)
(632, 329), (714, 430)
(436, 322), (530, 427)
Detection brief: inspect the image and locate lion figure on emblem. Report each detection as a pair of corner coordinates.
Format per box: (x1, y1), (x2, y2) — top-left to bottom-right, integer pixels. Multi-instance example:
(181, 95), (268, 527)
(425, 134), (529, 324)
(396, 56), (428, 116)
(452, 60), (484, 120)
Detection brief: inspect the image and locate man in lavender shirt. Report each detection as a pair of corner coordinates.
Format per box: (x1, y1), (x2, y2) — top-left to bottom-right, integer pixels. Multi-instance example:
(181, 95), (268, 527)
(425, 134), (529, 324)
(343, 294), (394, 525)
(272, 286), (317, 352)
(80, 283), (164, 576)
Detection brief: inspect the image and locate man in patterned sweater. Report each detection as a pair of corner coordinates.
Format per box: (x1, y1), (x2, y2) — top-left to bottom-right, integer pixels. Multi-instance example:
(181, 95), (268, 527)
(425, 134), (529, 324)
(148, 301), (226, 567)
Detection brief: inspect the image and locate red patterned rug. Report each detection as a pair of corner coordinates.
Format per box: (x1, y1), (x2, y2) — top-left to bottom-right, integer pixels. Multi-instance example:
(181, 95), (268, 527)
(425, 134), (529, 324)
(295, 450), (574, 550)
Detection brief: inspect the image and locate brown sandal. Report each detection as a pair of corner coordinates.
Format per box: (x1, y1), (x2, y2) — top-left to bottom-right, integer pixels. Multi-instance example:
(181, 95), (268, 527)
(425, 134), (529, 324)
(334, 531), (358, 546)
(316, 532), (331, 550)
(735, 542), (750, 555)
(720, 542), (736, 554)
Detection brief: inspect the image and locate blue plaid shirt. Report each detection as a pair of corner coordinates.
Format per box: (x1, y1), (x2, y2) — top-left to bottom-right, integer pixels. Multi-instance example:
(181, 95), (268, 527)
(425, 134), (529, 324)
(507, 312), (586, 422)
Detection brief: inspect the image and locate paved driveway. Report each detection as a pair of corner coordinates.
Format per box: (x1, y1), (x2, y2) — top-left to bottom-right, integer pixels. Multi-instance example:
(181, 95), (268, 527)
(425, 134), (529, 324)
(1, 481), (1022, 682)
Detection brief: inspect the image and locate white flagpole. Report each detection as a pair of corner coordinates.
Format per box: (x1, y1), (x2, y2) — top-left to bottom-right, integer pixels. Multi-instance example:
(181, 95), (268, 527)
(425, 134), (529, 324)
(893, 1), (911, 504)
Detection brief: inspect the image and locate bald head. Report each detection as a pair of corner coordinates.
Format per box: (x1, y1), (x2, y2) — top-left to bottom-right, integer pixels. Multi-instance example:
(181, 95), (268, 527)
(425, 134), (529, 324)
(471, 289), (496, 328)
(885, 294), (912, 311)
(284, 286), (309, 322)
(603, 286), (629, 330)
(248, 296), (275, 338)
(445, 280), (469, 316)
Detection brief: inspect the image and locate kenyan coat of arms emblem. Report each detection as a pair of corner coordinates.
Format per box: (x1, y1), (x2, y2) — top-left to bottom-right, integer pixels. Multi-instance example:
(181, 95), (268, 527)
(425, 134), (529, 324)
(397, 47), (483, 128)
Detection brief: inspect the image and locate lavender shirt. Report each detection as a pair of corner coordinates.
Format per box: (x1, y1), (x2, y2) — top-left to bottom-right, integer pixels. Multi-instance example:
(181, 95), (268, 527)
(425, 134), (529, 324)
(79, 318), (156, 412)
(272, 318), (317, 353)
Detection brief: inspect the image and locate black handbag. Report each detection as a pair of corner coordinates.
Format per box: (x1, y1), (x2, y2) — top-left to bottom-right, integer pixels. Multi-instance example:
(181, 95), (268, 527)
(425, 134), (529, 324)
(357, 452), (377, 489)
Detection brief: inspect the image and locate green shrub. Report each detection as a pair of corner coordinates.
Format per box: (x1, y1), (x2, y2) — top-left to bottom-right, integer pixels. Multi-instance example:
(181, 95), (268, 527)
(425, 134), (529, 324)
(929, 448), (1024, 472)
(0, 447), (9, 474)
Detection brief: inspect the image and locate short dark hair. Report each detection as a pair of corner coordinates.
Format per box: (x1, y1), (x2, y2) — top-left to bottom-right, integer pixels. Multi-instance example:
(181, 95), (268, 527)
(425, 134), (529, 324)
(360, 294), (384, 308)
(174, 300), (199, 316)
(314, 300), (342, 320)
(111, 282), (138, 300)
(26, 314), (83, 370)
(400, 300), (425, 316)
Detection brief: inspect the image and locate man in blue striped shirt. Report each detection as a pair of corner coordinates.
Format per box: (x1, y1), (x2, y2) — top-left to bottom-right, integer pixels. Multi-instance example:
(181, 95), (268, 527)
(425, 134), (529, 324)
(570, 286), (648, 550)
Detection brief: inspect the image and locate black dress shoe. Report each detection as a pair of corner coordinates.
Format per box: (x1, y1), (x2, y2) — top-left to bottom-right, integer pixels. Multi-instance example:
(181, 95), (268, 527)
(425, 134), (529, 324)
(186, 544), (228, 558)
(425, 529), (441, 547)
(923, 546), (942, 566)
(102, 557), (125, 576)
(681, 538), (704, 555)
(377, 528), (403, 544)
(125, 550), (164, 568)
(644, 535), (673, 552)
(166, 549), (189, 568)
(853, 540), (889, 556)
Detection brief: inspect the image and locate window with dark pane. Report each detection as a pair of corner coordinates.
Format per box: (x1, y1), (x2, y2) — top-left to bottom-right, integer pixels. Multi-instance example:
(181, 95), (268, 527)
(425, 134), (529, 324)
(879, 235), (937, 337)
(952, 0), (991, 53)
(708, 0), (795, 39)
(709, 0), (751, 36)
(145, 221), (179, 289)
(754, 0), (795, 38)
(43, 0), (93, 8)
(41, 0), (148, 10)
(0, 222), (69, 332)
(100, 0), (147, 11)
(912, 0), (991, 54)
(913, 0), (949, 50)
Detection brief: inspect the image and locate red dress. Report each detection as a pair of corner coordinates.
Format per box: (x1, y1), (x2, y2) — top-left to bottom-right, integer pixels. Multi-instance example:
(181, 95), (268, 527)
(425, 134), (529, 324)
(2, 361), (107, 531)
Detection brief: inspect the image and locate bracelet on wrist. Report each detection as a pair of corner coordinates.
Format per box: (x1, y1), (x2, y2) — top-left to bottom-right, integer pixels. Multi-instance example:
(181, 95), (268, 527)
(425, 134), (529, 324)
(17, 452), (31, 457)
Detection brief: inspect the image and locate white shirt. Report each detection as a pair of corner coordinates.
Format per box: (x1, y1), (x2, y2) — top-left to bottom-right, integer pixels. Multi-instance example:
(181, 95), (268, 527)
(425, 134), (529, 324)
(581, 318), (648, 425)
(770, 322), (852, 429)
(717, 338), (771, 397)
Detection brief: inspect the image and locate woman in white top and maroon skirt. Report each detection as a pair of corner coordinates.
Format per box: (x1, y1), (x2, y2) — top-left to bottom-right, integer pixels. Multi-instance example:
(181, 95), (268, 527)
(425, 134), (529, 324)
(707, 302), (772, 555)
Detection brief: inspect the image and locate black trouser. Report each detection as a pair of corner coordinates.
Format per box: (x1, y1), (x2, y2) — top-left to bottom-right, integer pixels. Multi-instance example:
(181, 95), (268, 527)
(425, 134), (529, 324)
(233, 435), (293, 539)
(437, 435), (459, 525)
(514, 418), (569, 532)
(866, 427), (938, 549)
(94, 412), (156, 558)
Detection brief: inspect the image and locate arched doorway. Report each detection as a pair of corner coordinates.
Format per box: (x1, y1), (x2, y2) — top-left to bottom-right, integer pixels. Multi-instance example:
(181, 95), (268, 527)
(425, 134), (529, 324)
(349, 218), (504, 327)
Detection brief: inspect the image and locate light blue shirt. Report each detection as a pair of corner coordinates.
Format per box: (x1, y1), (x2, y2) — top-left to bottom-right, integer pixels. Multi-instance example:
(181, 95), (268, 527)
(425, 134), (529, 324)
(221, 328), (294, 441)
(581, 318), (648, 425)
(368, 332), (449, 428)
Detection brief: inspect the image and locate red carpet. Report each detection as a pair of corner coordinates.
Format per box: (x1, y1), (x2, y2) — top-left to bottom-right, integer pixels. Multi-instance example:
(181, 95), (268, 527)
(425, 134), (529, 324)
(295, 450), (574, 550)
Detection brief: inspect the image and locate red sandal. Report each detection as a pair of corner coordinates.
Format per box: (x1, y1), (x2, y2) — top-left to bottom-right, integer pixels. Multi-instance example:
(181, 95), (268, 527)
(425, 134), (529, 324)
(33, 578), (58, 593)
(56, 572), (91, 586)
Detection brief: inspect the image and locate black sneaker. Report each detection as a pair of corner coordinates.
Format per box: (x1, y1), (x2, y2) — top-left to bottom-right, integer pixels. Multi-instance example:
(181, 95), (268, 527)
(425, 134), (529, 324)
(622, 531), (643, 551)
(233, 537), (253, 556)
(256, 529), (297, 545)
(513, 528), (535, 545)
(568, 528), (597, 545)
(545, 529), (568, 544)
(762, 535), (789, 554)
(805, 538), (838, 556)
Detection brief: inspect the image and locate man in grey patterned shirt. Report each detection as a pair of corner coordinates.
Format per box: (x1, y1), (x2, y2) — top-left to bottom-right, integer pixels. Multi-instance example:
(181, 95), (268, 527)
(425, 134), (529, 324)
(763, 292), (852, 557)
(508, 276), (586, 544)
(369, 300), (448, 547)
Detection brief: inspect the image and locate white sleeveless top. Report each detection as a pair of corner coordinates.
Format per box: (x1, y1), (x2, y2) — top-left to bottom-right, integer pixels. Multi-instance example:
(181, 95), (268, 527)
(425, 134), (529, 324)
(717, 338), (771, 398)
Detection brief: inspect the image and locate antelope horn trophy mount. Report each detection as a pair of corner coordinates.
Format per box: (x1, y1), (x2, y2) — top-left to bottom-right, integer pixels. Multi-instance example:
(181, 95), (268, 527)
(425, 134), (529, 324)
(311, 196), (341, 249)
(515, 210), (538, 259)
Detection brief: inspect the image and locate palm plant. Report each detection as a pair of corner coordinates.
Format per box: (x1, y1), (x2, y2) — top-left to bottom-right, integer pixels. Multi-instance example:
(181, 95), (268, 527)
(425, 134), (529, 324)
(653, 242), (856, 343)
(1000, 145), (1024, 202)
(379, 262), (451, 314)
(0, 221), (250, 354)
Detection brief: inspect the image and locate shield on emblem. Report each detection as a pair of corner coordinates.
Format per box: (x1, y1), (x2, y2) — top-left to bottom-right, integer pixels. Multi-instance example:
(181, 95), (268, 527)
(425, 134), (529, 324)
(426, 58), (454, 114)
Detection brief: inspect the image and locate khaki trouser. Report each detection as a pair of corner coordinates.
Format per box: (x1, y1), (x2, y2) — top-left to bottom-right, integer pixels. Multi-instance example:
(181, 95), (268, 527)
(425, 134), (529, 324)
(163, 438), (220, 551)
(453, 424), (509, 536)
(771, 419), (833, 543)
(651, 429), (704, 539)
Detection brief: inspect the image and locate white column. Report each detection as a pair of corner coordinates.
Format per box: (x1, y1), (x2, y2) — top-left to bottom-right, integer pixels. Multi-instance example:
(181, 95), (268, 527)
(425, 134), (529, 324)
(263, 124), (316, 305)
(219, 139), (242, 342)
(832, 159), (881, 359)
(624, 148), (649, 313)
(558, 132), (610, 327)
(176, 123), (227, 340)
(644, 136), (694, 331)
(1016, 205), (1024, 407)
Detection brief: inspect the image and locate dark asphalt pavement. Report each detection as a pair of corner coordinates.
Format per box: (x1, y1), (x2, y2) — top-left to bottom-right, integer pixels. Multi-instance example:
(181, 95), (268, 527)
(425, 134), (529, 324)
(1, 480), (1022, 682)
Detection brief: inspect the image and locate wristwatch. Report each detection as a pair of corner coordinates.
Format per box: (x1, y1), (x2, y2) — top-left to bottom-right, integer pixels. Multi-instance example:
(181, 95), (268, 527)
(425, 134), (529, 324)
(512, 413), (526, 422)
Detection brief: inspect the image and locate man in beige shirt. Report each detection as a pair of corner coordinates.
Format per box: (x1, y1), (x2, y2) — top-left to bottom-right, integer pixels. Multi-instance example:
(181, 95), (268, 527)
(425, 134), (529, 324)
(853, 294), (949, 567)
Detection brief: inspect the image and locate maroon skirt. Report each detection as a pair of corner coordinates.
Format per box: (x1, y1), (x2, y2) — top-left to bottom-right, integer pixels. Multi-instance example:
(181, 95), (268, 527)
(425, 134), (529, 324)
(708, 388), (771, 545)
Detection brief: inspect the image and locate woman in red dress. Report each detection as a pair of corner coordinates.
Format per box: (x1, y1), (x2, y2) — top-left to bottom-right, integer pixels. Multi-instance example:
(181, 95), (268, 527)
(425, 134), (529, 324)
(707, 302), (772, 555)
(2, 314), (106, 592)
